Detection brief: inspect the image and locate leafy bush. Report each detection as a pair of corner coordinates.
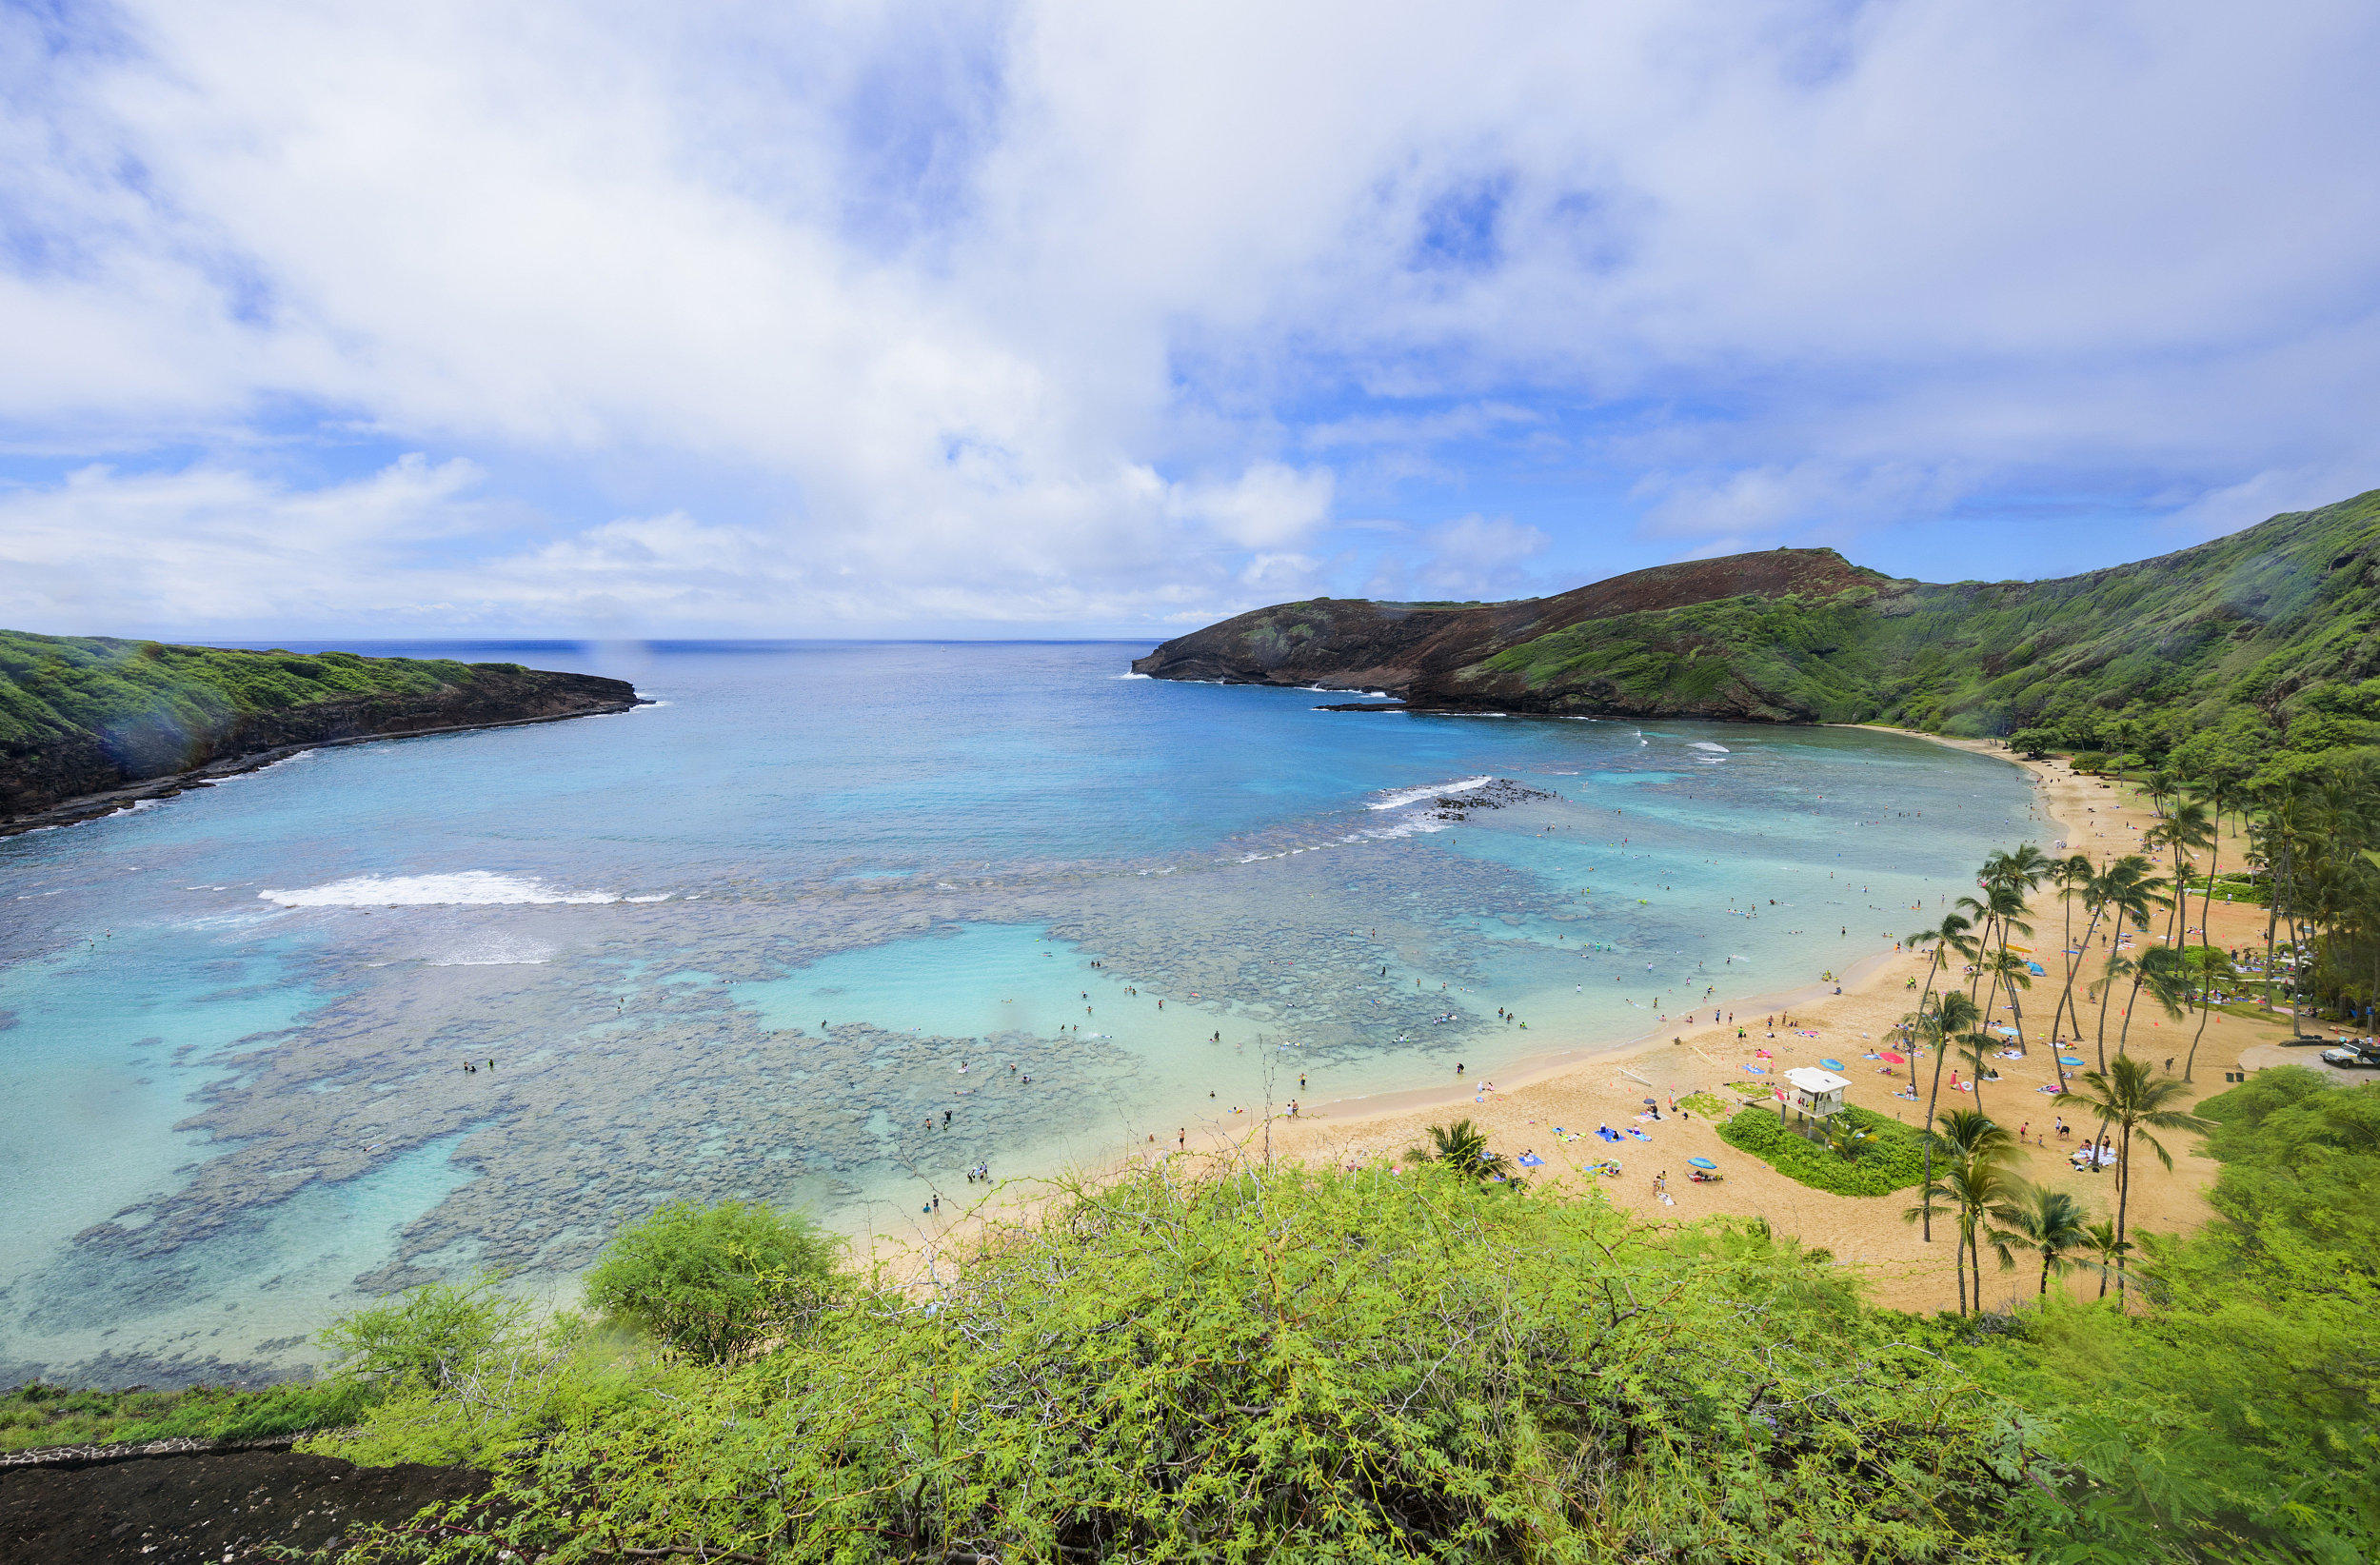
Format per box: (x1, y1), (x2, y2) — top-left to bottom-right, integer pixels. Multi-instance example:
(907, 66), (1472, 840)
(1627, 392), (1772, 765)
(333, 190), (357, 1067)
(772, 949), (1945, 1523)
(582, 1199), (841, 1362)
(311, 1277), (636, 1468)
(2070, 750), (2111, 774)
(344, 1164), (2066, 1564)
(320, 1275), (532, 1394)
(1717, 1103), (1931, 1196)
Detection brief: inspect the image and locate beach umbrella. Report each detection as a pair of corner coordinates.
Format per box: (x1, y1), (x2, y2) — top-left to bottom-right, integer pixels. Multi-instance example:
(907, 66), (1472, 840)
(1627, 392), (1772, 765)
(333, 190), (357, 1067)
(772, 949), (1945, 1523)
(2059, 1056), (2086, 1066)
(1880, 1050), (1906, 1063)
(1820, 1058), (1844, 1070)
(1687, 1157), (1717, 1170)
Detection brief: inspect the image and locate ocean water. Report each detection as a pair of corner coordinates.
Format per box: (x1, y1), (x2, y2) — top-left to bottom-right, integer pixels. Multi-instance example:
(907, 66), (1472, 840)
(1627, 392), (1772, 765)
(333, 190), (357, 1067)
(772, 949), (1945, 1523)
(0, 641), (2046, 1383)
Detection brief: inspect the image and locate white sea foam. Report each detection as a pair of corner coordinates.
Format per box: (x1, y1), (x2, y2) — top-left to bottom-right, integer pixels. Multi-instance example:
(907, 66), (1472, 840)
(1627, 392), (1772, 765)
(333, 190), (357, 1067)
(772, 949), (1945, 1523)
(1365, 776), (1493, 812)
(624, 893), (672, 902)
(1690, 742), (1730, 752)
(258, 871), (620, 907)
(1112, 671), (1153, 680)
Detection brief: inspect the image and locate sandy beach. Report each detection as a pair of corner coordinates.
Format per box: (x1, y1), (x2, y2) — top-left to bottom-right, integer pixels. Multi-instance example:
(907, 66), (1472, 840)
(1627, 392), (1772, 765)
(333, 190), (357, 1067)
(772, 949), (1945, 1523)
(878, 732), (2321, 1317)
(1229, 732), (2309, 1314)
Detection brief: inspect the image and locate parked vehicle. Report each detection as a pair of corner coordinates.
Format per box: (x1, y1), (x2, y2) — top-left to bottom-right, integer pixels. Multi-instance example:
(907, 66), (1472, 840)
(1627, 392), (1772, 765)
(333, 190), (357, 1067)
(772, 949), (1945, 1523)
(2319, 1040), (2380, 1069)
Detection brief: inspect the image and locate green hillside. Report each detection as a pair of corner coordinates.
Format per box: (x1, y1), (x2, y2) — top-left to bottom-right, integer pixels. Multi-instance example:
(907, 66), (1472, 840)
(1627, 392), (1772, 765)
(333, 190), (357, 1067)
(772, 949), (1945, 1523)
(0, 632), (489, 752)
(1474, 487), (2380, 772)
(1142, 486), (2380, 783)
(0, 630), (638, 822)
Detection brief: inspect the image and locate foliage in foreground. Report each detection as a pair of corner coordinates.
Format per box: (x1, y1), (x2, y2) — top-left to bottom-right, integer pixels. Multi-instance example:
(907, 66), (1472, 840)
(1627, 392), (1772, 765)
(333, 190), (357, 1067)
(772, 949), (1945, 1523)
(327, 1164), (2065, 1564)
(289, 1074), (2377, 1562)
(1717, 1101), (1930, 1196)
(1957, 1068), (2380, 1559)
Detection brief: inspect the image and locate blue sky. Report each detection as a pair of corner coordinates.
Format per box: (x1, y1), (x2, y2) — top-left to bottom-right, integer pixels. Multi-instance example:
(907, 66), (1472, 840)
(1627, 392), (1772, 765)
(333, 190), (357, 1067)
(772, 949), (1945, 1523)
(2, 0), (2378, 639)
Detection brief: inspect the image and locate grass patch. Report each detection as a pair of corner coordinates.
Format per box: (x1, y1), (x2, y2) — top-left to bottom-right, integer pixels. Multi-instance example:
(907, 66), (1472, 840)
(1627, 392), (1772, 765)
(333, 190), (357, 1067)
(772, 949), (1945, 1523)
(0, 1379), (372, 1454)
(1716, 1104), (1931, 1197)
(1677, 1092), (1734, 1119)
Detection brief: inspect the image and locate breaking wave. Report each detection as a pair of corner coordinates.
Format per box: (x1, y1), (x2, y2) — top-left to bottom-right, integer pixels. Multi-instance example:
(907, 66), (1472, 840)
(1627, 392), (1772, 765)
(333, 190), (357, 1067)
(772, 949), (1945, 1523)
(259, 872), (621, 907)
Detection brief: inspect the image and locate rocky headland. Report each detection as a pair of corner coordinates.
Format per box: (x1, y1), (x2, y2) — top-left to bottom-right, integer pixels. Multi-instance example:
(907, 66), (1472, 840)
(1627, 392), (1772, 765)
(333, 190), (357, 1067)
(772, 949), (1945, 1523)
(1134, 486), (2380, 738)
(0, 632), (644, 834)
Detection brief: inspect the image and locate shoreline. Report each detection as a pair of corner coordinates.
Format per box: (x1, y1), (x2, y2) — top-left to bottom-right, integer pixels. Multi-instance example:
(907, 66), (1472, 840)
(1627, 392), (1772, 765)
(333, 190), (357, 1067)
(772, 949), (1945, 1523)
(1290, 725), (2085, 1139)
(0, 702), (649, 839)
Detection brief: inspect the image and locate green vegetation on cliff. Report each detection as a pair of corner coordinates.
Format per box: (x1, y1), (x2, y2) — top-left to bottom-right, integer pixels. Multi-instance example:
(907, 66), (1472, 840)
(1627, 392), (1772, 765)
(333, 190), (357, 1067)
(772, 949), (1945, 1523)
(0, 631), (499, 754)
(1480, 487), (2380, 759)
(1144, 486), (2380, 782)
(0, 628), (637, 821)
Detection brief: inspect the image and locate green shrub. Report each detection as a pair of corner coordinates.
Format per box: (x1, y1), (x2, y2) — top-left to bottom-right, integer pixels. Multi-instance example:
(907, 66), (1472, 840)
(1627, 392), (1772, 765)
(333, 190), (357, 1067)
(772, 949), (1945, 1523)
(344, 1164), (2063, 1564)
(582, 1199), (841, 1363)
(2070, 750), (2111, 773)
(1717, 1104), (1931, 1196)
(319, 1275), (532, 1395)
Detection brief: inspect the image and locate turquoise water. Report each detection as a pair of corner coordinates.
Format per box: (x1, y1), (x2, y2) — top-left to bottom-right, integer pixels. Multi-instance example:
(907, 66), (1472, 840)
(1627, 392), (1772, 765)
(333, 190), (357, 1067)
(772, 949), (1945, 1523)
(0, 642), (2046, 1382)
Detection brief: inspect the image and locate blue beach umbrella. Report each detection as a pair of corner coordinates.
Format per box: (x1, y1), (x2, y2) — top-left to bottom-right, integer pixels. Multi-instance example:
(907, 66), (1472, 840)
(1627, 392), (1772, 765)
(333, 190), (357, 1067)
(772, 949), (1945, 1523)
(1820, 1058), (1844, 1070)
(1687, 1157), (1717, 1170)
(2059, 1056), (2086, 1066)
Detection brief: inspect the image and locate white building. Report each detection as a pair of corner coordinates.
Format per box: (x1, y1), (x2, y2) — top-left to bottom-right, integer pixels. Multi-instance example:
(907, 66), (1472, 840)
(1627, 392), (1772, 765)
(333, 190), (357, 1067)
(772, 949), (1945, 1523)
(1782, 1066), (1850, 1125)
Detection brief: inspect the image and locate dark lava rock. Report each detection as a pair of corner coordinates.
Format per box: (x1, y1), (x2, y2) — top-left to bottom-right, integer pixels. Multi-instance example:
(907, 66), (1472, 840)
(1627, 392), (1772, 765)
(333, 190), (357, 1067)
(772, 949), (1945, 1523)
(0, 1444), (488, 1564)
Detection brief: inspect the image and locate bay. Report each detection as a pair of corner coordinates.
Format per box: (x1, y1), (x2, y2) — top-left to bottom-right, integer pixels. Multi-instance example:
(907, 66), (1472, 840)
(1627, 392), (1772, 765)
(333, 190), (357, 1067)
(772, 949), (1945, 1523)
(0, 640), (2045, 1383)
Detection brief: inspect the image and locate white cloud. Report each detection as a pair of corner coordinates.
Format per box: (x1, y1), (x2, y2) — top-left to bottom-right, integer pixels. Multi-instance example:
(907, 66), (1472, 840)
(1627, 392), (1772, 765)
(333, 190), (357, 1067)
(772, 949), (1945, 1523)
(0, 0), (2375, 632)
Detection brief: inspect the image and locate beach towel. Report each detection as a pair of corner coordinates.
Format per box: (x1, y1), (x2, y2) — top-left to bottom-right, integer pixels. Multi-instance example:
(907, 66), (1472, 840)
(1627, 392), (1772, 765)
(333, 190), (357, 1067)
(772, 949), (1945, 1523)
(1517, 1153), (1545, 1168)
(1627, 1128), (1652, 1142)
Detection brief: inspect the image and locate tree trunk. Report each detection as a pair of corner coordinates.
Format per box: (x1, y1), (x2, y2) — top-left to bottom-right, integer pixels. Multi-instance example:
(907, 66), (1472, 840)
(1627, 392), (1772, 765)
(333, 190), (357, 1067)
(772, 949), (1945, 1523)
(1919, 1020), (1953, 1243)
(2093, 961), (2114, 1074)
(2060, 901), (2109, 1058)
(2184, 816), (2222, 1082)
(2112, 1120), (2133, 1298)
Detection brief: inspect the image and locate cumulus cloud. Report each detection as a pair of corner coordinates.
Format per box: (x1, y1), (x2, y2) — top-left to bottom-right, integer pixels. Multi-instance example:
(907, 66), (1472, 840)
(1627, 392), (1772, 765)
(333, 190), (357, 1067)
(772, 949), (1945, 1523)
(0, 0), (2375, 634)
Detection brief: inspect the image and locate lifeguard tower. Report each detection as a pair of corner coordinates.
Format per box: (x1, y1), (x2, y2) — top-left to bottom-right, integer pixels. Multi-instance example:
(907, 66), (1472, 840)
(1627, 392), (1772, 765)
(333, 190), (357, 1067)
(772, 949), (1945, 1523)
(1781, 1066), (1850, 1129)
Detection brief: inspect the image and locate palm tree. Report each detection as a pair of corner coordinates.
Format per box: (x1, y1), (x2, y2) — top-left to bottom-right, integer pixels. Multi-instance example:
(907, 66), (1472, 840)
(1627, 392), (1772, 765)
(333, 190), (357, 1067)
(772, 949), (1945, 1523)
(1982, 947), (2034, 1052)
(2117, 943), (2193, 1055)
(1914, 990), (1982, 1241)
(1993, 1186), (2094, 1295)
(1407, 1118), (1520, 1187)
(1906, 912), (1976, 1044)
(2147, 799), (2213, 948)
(2062, 1057), (2211, 1295)
(2079, 1219), (2132, 1299)
(2045, 852), (2096, 1042)
(1904, 1110), (2020, 1314)
(1954, 1028), (2003, 1116)
(2180, 781), (2234, 1082)
(2053, 855), (2165, 1068)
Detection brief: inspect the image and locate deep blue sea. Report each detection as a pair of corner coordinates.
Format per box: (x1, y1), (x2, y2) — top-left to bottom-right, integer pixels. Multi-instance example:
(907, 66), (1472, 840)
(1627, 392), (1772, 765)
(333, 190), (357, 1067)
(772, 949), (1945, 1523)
(0, 641), (2047, 1383)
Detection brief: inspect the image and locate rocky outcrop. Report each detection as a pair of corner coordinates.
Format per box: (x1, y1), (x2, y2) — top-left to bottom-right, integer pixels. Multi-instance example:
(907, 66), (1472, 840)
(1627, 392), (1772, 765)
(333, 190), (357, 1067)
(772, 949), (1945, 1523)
(1132, 547), (1901, 717)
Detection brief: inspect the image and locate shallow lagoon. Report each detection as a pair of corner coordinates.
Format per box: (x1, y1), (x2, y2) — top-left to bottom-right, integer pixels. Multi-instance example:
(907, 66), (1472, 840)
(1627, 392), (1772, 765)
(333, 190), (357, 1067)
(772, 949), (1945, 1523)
(0, 642), (2046, 1382)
